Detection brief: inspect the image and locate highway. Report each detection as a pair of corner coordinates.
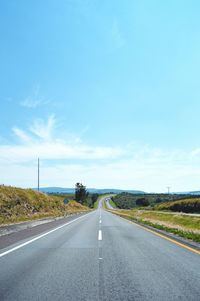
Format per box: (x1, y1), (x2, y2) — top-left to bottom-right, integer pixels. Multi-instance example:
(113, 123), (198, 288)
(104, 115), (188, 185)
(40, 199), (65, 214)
(105, 197), (114, 209)
(0, 201), (200, 300)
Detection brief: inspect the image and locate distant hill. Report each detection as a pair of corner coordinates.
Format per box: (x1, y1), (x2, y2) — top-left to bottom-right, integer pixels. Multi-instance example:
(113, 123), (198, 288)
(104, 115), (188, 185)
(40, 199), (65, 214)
(33, 187), (145, 195)
(175, 191), (200, 195)
(188, 191), (200, 195)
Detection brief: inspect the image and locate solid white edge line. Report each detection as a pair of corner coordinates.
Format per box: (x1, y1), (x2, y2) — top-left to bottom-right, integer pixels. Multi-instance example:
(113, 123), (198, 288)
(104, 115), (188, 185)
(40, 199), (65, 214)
(0, 211), (92, 258)
(98, 230), (102, 240)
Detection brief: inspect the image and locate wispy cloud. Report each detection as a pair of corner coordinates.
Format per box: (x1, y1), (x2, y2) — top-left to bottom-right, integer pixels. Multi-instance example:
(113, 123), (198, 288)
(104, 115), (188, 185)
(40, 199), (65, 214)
(1, 116), (200, 191)
(2, 116), (124, 164)
(20, 85), (50, 108)
(12, 127), (33, 144)
(12, 115), (56, 144)
(29, 115), (56, 141)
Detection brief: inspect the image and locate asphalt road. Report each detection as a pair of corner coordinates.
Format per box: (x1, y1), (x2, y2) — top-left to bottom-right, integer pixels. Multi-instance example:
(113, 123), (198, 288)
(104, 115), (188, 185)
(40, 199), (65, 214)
(105, 198), (114, 209)
(0, 204), (200, 300)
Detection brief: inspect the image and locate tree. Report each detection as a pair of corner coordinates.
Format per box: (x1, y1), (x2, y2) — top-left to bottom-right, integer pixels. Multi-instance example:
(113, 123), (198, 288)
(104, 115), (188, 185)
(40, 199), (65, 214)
(75, 183), (88, 204)
(136, 197), (149, 207)
(91, 193), (99, 204)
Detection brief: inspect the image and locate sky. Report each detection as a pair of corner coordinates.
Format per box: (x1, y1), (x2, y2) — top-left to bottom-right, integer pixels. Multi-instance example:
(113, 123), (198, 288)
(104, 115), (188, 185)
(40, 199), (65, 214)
(1, 0), (200, 192)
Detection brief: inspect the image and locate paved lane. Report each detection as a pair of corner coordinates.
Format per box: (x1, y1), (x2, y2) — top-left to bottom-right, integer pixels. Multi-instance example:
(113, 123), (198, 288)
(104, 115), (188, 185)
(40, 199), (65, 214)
(0, 207), (199, 300)
(101, 210), (200, 301)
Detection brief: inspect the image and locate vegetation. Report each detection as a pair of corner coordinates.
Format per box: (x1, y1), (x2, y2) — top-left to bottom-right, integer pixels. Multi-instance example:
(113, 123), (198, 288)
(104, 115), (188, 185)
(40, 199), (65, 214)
(75, 183), (88, 204)
(155, 198), (200, 213)
(0, 185), (89, 225)
(112, 193), (151, 209)
(93, 199), (99, 209)
(112, 192), (200, 211)
(108, 209), (200, 243)
(109, 198), (117, 208)
(74, 183), (99, 208)
(136, 198), (149, 207)
(89, 193), (99, 208)
(112, 193), (138, 209)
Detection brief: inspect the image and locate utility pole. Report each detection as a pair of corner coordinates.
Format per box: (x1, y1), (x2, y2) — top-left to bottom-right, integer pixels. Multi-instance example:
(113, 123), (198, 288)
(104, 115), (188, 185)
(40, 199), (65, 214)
(38, 158), (40, 192)
(167, 186), (170, 195)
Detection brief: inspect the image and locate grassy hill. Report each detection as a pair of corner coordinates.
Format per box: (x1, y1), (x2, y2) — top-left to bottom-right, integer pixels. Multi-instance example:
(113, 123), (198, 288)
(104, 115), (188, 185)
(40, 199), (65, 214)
(112, 192), (200, 211)
(0, 185), (89, 225)
(155, 198), (200, 213)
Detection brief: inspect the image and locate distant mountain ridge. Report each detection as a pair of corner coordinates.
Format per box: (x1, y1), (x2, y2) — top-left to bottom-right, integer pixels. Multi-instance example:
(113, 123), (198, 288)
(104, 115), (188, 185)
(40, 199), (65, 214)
(176, 191), (200, 195)
(33, 187), (145, 194)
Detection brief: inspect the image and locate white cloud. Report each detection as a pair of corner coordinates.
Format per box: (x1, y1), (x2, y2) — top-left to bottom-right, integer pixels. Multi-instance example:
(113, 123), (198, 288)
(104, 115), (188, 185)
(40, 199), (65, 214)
(2, 153), (200, 192)
(12, 127), (33, 144)
(1, 116), (200, 192)
(0, 116), (124, 164)
(0, 142), (124, 163)
(20, 97), (48, 109)
(20, 85), (50, 108)
(30, 115), (55, 141)
(190, 148), (200, 158)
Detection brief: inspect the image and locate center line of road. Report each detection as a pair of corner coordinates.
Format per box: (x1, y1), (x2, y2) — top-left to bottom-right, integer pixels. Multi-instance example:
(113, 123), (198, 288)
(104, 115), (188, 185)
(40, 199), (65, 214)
(98, 230), (102, 241)
(0, 212), (93, 259)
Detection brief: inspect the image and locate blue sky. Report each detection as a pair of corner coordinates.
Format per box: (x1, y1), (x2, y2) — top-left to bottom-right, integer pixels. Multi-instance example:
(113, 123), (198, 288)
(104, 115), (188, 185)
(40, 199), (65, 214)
(1, 0), (200, 192)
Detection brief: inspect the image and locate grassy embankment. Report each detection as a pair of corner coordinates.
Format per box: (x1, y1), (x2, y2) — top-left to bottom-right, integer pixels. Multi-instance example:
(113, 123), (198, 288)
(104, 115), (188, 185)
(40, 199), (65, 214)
(108, 209), (200, 242)
(108, 197), (200, 243)
(155, 198), (200, 213)
(0, 185), (90, 225)
(93, 200), (100, 209)
(108, 198), (117, 208)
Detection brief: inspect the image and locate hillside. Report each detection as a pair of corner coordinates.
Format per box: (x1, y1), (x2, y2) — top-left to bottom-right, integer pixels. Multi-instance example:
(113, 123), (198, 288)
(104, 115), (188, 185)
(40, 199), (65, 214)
(111, 192), (200, 210)
(0, 185), (89, 225)
(155, 198), (200, 213)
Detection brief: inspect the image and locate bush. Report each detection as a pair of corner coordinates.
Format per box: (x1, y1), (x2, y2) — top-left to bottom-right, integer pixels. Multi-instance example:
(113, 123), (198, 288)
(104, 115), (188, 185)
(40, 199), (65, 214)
(156, 198), (200, 213)
(136, 198), (149, 207)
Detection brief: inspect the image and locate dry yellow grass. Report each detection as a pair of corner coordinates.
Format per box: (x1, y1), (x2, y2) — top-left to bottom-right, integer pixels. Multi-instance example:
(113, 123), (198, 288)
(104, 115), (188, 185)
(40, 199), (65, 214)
(0, 185), (89, 224)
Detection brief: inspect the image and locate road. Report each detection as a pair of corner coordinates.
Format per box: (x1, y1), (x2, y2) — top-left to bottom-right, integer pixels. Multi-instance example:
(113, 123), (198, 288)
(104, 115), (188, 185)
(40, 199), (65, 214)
(105, 199), (114, 209)
(0, 201), (200, 300)
(104, 196), (115, 209)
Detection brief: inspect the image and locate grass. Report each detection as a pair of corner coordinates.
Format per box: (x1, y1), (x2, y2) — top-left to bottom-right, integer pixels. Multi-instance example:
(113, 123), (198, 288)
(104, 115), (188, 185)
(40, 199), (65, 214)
(93, 199), (99, 209)
(0, 185), (90, 225)
(108, 209), (200, 243)
(155, 198), (200, 213)
(109, 199), (117, 208)
(94, 194), (115, 209)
